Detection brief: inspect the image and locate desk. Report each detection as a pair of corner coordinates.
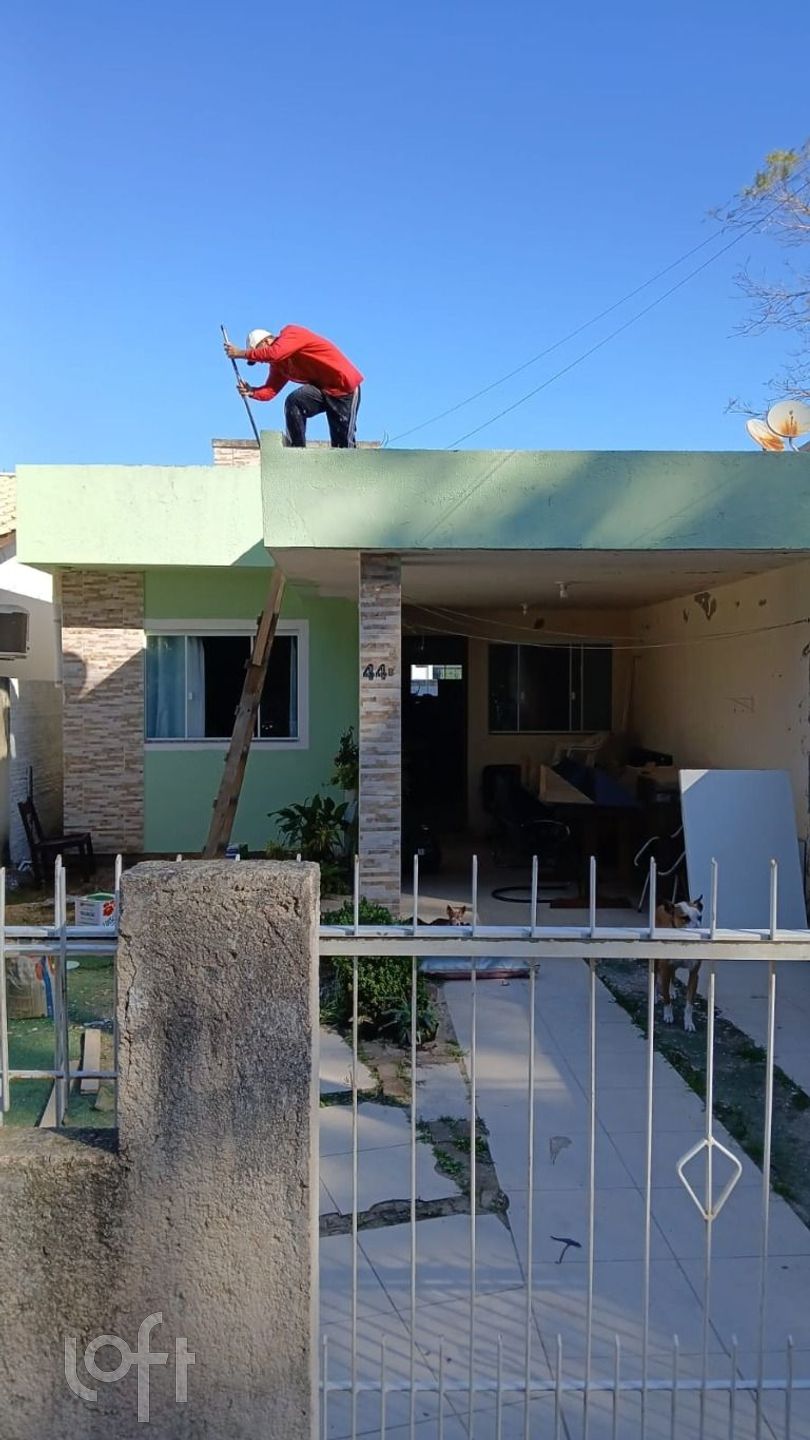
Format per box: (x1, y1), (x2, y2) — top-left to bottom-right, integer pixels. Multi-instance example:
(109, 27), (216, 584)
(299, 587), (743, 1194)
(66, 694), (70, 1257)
(536, 764), (594, 807)
(524, 769), (638, 896)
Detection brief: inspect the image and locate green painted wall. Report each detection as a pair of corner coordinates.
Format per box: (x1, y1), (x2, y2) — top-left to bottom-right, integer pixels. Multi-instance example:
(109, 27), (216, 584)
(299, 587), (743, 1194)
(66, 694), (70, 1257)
(19, 443), (810, 575)
(18, 463), (265, 569)
(143, 568), (357, 853)
(260, 433), (810, 552)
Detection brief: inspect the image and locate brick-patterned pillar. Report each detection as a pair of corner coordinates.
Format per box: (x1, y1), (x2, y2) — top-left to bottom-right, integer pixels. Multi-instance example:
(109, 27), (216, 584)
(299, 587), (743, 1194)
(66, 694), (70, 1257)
(359, 555), (401, 912)
(61, 570), (145, 853)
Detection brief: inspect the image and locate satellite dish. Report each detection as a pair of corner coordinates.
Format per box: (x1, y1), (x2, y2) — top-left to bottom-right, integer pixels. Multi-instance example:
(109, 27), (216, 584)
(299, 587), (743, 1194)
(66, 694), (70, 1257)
(766, 399), (810, 441)
(746, 418), (785, 452)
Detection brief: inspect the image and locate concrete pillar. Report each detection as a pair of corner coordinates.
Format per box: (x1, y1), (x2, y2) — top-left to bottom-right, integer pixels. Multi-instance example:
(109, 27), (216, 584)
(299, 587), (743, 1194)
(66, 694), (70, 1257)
(358, 554), (402, 911)
(0, 860), (320, 1440)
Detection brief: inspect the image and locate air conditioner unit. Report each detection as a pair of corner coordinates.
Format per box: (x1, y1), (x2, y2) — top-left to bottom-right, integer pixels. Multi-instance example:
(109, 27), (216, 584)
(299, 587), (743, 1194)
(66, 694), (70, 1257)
(0, 607), (29, 659)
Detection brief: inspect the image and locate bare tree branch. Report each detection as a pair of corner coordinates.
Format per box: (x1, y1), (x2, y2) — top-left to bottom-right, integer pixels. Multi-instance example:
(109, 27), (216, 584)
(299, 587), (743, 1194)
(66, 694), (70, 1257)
(719, 144), (810, 401)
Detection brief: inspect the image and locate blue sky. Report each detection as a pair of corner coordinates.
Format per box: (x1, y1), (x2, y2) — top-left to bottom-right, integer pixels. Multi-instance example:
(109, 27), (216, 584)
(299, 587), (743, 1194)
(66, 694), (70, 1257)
(2, 0), (808, 466)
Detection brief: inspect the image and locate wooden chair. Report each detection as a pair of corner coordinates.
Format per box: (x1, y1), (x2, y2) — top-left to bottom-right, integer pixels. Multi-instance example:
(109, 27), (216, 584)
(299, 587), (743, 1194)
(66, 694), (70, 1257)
(17, 798), (95, 887)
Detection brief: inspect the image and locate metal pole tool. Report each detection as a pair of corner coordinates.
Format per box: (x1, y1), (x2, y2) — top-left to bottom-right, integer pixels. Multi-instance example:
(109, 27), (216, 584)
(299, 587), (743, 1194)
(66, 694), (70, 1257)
(221, 323), (261, 445)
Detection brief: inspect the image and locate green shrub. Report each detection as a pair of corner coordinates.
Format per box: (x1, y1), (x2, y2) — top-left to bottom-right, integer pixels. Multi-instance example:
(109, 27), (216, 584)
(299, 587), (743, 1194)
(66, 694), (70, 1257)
(330, 727), (359, 791)
(320, 899), (436, 1046)
(270, 794), (349, 862)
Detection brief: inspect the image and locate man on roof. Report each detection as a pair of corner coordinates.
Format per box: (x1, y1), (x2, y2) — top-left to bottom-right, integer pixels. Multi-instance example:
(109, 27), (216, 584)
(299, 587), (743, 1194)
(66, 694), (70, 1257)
(224, 325), (363, 449)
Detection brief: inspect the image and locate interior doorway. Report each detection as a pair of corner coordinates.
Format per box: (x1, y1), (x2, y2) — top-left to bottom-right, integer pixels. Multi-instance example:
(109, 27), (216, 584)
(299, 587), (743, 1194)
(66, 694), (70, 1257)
(402, 635), (468, 835)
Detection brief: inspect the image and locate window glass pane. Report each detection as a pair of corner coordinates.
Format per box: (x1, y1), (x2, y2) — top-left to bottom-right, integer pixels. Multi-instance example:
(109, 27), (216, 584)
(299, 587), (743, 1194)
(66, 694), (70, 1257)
(192, 635), (250, 738)
(259, 635), (298, 738)
(582, 645), (613, 729)
(145, 635), (185, 738)
(519, 646), (571, 731)
(488, 645), (518, 731)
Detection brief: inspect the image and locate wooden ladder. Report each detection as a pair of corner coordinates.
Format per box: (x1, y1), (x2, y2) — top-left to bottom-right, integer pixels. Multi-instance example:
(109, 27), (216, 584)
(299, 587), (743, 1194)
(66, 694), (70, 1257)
(203, 568), (286, 857)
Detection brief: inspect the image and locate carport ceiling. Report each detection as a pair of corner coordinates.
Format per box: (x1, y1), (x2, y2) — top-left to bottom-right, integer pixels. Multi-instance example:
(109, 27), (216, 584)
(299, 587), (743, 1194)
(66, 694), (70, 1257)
(270, 548), (805, 609)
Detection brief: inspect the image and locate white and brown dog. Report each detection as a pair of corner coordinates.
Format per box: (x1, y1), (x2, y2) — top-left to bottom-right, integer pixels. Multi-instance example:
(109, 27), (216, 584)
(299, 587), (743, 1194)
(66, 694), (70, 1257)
(430, 905), (468, 926)
(655, 896), (704, 1032)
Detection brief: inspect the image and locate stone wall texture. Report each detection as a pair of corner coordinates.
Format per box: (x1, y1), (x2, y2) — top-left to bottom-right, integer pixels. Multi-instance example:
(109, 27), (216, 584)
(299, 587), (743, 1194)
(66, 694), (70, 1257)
(0, 860), (320, 1440)
(359, 554), (401, 910)
(0, 471), (16, 536)
(61, 570), (144, 852)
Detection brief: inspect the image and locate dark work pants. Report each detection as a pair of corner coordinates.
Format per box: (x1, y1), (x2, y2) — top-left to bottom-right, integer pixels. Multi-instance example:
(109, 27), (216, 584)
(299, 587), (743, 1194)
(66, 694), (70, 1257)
(284, 384), (361, 448)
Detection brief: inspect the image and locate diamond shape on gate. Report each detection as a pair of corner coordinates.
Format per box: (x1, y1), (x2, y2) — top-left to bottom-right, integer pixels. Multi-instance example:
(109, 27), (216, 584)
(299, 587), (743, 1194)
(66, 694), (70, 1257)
(675, 1136), (743, 1222)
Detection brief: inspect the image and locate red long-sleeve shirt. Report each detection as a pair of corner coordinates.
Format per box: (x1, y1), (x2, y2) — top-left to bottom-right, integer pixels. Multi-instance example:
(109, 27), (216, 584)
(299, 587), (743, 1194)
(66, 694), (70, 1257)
(246, 325), (363, 401)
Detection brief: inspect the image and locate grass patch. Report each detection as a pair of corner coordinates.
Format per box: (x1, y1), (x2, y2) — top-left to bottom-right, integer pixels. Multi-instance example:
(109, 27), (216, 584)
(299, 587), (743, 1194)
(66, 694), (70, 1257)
(597, 959), (810, 1229)
(5, 955), (114, 1128)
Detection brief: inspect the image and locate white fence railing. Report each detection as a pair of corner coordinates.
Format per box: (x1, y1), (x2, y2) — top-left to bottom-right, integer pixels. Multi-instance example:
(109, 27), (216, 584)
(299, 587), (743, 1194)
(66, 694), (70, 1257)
(0, 856), (119, 1126)
(3, 850), (810, 1435)
(318, 852), (810, 1440)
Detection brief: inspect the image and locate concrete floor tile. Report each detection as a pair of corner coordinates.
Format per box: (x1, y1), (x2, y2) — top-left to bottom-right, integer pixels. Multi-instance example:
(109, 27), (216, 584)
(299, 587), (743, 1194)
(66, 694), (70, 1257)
(610, 1127), (761, 1191)
(321, 1139), (461, 1214)
(320, 1025), (374, 1094)
(651, 1182), (810, 1263)
(319, 1101), (412, 1156)
(319, 1232), (398, 1319)
(526, 1258), (726, 1365)
(324, 1386), (454, 1439)
(507, 1185), (671, 1270)
(359, 1213), (522, 1310)
(406, 1286), (553, 1389)
(681, 1255), (810, 1352)
(478, 1086), (592, 1152)
(351, 1413), (466, 1440)
(321, 1180), (340, 1216)
(493, 1125), (634, 1195)
(559, 1385), (761, 1440)
(414, 1057), (469, 1122)
(438, 1393), (560, 1439)
(595, 1083), (707, 1133)
(734, 1351), (810, 1440)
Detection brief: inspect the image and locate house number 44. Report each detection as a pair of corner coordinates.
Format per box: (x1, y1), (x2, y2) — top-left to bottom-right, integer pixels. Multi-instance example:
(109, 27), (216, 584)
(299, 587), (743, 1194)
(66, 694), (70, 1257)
(362, 664), (395, 680)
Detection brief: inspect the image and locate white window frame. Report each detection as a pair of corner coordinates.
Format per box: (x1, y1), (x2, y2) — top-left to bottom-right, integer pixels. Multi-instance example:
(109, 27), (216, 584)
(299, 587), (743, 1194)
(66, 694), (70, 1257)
(144, 618), (309, 751)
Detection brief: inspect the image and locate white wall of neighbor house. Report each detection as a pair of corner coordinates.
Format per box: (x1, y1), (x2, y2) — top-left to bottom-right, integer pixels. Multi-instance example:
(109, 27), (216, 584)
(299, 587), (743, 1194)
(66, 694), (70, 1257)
(463, 607), (635, 832)
(0, 518), (64, 866)
(629, 557), (810, 856)
(0, 548), (61, 684)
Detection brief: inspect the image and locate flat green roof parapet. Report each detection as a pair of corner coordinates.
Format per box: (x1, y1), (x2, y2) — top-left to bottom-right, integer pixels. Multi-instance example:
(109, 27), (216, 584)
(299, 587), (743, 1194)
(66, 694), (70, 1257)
(260, 432), (810, 552)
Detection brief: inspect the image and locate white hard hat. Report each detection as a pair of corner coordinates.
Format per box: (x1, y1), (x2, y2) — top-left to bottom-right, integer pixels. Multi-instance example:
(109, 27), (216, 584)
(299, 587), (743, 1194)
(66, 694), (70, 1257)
(246, 328), (272, 349)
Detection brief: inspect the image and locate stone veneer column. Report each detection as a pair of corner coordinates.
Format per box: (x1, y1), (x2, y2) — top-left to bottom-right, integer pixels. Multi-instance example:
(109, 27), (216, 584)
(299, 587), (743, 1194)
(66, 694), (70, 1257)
(359, 554), (402, 911)
(61, 570), (145, 853)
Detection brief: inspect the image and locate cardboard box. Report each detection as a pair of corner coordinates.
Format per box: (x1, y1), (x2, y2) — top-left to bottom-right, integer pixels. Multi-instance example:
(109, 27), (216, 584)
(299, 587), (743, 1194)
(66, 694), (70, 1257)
(74, 892), (117, 928)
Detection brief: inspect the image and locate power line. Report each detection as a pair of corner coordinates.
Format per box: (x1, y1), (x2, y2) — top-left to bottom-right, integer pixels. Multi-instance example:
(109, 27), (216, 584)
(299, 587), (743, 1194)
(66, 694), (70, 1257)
(389, 170), (809, 451)
(389, 224), (732, 444)
(447, 179), (810, 448)
(405, 602), (810, 653)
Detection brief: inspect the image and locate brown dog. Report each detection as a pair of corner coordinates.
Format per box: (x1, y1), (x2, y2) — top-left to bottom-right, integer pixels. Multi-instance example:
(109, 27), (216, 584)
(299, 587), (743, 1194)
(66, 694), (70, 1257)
(429, 905), (468, 926)
(654, 896), (703, 1032)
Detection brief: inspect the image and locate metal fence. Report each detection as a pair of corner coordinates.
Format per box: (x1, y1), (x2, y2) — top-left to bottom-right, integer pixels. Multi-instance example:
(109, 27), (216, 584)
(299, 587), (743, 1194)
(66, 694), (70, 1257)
(319, 853), (810, 1440)
(3, 851), (810, 1435)
(0, 856), (119, 1126)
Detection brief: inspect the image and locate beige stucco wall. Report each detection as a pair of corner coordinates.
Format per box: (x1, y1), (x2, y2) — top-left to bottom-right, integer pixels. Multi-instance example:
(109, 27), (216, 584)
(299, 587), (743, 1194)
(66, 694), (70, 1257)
(629, 558), (810, 854)
(461, 607), (635, 832)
